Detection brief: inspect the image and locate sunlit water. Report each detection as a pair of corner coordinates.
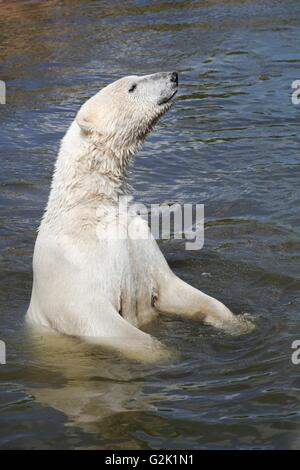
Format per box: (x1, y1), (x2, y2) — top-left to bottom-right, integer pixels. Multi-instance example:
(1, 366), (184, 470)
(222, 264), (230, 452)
(0, 0), (300, 449)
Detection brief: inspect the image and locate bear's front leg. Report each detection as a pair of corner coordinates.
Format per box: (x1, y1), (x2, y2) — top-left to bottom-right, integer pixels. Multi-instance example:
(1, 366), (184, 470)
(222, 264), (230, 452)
(155, 274), (235, 329)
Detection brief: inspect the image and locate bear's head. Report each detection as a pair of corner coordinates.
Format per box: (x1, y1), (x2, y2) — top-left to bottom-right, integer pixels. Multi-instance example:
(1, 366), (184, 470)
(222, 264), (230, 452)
(76, 72), (178, 151)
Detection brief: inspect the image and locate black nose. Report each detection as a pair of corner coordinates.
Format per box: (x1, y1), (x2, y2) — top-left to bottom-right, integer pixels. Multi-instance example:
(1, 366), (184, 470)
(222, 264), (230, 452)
(170, 71), (178, 84)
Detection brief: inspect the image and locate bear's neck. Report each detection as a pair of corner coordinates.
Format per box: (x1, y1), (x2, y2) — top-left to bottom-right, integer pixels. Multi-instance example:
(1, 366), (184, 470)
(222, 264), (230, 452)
(43, 121), (136, 223)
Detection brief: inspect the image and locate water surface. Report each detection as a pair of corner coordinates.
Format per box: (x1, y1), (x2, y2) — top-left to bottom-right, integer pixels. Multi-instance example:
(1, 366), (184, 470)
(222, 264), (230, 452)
(0, 0), (300, 449)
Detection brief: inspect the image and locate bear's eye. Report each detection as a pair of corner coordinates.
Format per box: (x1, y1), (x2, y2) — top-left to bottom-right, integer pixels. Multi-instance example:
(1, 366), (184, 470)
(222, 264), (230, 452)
(128, 83), (137, 93)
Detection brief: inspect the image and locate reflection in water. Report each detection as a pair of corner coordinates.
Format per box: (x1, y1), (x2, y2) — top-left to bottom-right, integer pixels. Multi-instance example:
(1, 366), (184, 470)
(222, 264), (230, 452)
(26, 309), (255, 438)
(1, 0), (300, 450)
(23, 320), (201, 449)
(26, 326), (165, 442)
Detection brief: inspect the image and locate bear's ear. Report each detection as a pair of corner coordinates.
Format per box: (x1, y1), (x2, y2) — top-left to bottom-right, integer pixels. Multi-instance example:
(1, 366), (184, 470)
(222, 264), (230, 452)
(76, 105), (98, 134)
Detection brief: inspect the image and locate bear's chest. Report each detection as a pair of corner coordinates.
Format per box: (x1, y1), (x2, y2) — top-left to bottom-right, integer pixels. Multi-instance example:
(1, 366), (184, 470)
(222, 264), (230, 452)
(116, 240), (159, 327)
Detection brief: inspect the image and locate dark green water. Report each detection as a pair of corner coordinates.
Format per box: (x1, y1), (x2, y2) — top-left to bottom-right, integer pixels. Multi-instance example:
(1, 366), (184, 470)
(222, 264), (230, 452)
(0, 0), (300, 449)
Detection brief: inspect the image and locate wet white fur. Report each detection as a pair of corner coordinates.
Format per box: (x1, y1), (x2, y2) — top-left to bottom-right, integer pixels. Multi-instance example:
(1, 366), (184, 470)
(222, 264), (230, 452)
(27, 73), (237, 361)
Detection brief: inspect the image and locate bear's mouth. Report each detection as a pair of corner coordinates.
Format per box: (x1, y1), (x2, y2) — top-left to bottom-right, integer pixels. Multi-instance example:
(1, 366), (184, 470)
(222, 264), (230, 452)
(158, 89), (178, 105)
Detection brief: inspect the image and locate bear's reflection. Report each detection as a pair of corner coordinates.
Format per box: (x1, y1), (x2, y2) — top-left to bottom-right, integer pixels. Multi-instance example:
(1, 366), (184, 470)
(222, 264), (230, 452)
(27, 326), (166, 436)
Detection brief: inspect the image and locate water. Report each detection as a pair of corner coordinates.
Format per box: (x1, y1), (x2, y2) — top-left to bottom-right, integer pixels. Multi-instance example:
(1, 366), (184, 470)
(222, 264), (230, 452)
(0, 0), (300, 449)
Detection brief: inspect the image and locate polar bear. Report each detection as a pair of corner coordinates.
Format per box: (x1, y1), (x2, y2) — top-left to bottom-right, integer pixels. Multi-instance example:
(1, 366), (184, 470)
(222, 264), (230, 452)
(27, 72), (239, 361)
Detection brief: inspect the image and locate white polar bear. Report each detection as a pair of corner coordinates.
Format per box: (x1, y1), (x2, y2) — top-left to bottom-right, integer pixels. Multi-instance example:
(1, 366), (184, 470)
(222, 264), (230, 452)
(27, 72), (238, 361)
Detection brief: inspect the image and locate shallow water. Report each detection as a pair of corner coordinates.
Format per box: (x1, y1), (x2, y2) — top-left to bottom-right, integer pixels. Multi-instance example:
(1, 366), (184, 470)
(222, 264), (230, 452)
(0, 0), (300, 449)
